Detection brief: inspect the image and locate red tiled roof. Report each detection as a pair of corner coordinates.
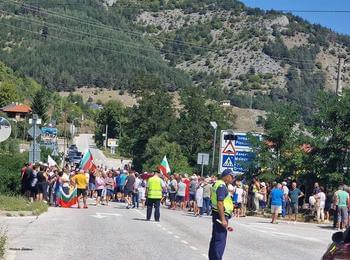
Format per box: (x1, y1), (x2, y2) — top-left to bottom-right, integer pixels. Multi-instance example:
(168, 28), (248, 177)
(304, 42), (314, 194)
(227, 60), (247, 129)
(1, 103), (32, 113)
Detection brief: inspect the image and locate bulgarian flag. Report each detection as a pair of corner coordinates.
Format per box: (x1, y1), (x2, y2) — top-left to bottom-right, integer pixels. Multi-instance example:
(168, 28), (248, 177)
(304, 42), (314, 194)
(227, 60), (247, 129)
(79, 150), (95, 171)
(159, 156), (171, 178)
(57, 187), (77, 208)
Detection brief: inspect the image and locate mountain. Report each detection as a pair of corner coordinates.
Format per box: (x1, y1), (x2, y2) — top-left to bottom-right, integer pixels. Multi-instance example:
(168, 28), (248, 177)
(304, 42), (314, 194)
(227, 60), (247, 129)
(1, 0), (350, 117)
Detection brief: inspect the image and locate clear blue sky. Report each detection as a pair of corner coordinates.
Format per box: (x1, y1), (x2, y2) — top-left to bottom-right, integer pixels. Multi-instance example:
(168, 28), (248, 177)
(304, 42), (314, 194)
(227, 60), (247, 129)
(241, 0), (350, 35)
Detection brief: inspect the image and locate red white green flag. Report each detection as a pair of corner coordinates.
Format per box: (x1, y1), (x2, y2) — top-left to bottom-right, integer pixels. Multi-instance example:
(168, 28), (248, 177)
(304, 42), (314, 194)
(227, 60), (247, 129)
(79, 150), (95, 171)
(159, 156), (171, 177)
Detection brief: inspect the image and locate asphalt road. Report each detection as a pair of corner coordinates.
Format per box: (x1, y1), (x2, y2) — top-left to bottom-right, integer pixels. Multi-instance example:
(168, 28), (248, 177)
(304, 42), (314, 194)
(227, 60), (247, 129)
(2, 201), (335, 260)
(73, 134), (131, 170)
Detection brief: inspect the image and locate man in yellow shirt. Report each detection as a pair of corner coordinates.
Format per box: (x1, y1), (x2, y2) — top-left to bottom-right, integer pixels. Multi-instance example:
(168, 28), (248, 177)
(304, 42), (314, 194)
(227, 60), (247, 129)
(71, 170), (88, 209)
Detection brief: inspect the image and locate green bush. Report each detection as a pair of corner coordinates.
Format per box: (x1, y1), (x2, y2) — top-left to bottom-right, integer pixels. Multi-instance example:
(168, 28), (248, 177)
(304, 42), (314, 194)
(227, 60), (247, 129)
(0, 226), (6, 259)
(0, 145), (27, 195)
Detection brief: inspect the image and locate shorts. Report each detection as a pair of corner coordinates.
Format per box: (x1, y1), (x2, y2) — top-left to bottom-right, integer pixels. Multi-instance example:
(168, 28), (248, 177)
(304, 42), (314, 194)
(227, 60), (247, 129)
(124, 189), (133, 197)
(259, 200), (266, 209)
(31, 185), (38, 196)
(107, 189), (114, 196)
(77, 189), (87, 197)
(235, 203), (242, 209)
(169, 193), (176, 202)
(89, 183), (95, 191)
(96, 189), (103, 197)
(338, 206), (348, 222)
(176, 195), (184, 202)
(290, 203), (298, 214)
(37, 182), (47, 194)
(117, 186), (124, 193)
(271, 205), (282, 214)
(189, 193), (195, 201)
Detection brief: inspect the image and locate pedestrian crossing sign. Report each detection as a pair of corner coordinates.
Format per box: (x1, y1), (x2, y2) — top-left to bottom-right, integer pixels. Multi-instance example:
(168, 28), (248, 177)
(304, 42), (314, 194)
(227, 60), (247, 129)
(223, 141), (236, 155)
(222, 155), (235, 168)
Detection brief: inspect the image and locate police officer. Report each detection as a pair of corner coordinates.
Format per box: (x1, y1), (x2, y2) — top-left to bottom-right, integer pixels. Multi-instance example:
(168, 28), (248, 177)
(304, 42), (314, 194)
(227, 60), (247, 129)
(146, 171), (163, 222)
(208, 169), (234, 260)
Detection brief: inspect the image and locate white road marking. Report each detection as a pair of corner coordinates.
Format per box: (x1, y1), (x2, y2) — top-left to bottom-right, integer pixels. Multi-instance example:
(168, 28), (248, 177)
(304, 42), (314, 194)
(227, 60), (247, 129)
(162, 227), (167, 231)
(90, 213), (121, 219)
(236, 222), (323, 242)
(190, 246), (198, 251)
(167, 231), (173, 235)
(174, 235), (180, 239)
(201, 253), (207, 258)
(181, 240), (188, 245)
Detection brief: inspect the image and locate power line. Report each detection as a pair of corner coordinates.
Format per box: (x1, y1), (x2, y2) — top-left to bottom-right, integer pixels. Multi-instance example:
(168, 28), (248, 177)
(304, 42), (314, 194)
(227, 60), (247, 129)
(0, 21), (175, 67)
(0, 9), (166, 56)
(3, 0), (331, 65)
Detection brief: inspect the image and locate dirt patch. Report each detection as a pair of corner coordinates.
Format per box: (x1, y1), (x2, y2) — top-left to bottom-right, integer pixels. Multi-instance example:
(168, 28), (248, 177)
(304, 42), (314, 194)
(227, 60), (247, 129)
(59, 87), (137, 107)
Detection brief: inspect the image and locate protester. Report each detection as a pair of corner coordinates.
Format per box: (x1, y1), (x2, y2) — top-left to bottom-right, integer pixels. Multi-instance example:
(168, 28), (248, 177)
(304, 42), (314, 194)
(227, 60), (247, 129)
(88, 170), (96, 198)
(29, 165), (39, 202)
(288, 182), (304, 222)
(234, 182), (244, 218)
(71, 170), (88, 209)
(189, 176), (197, 212)
(281, 181), (289, 218)
(95, 171), (105, 206)
(315, 186), (326, 223)
(336, 185), (349, 231)
(270, 183), (284, 224)
(105, 171), (115, 206)
(177, 177), (186, 210)
(202, 178), (211, 215)
(124, 171), (135, 209)
(259, 182), (267, 215)
(195, 179), (203, 216)
(138, 178), (146, 209)
(168, 175), (178, 210)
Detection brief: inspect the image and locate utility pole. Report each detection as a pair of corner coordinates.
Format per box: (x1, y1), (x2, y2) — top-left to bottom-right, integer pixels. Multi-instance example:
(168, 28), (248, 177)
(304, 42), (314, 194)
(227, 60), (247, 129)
(104, 124), (108, 149)
(336, 57), (342, 95)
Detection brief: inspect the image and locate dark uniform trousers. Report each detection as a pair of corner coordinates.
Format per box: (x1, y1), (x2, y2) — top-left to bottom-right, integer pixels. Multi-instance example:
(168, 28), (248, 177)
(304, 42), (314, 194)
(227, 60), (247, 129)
(208, 211), (228, 260)
(146, 198), (161, 221)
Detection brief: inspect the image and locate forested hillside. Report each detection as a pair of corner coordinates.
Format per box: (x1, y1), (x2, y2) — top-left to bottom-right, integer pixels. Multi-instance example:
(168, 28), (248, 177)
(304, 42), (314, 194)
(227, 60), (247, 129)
(1, 0), (350, 119)
(0, 61), (41, 107)
(0, 0), (189, 91)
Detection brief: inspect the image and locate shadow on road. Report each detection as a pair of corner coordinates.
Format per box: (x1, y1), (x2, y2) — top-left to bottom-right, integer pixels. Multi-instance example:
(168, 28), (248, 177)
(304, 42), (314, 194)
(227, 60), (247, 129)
(318, 225), (336, 230)
(131, 218), (149, 221)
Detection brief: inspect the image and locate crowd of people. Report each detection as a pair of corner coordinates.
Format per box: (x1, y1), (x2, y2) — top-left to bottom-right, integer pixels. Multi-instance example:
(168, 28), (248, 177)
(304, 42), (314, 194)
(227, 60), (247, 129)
(19, 161), (350, 230)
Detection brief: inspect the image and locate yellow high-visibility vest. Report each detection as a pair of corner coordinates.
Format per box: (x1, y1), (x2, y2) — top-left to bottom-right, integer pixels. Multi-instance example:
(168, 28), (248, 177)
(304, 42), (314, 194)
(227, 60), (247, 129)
(211, 180), (233, 216)
(147, 176), (162, 199)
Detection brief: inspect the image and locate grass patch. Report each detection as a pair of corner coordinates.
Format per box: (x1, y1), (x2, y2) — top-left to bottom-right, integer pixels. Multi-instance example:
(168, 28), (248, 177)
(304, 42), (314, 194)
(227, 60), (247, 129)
(0, 226), (7, 259)
(0, 195), (48, 216)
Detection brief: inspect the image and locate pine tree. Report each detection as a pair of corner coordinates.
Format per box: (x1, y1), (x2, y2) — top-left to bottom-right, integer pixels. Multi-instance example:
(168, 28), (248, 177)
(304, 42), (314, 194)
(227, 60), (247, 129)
(31, 89), (48, 123)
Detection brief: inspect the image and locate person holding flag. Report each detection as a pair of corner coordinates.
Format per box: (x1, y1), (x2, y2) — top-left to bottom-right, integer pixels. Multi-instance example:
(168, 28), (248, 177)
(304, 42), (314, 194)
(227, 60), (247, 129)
(159, 156), (171, 178)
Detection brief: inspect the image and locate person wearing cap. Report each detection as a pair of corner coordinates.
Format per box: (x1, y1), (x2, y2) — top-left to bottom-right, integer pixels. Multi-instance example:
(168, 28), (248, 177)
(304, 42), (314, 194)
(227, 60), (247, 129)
(146, 171), (164, 221)
(282, 181), (289, 218)
(71, 170), (88, 209)
(208, 169), (234, 260)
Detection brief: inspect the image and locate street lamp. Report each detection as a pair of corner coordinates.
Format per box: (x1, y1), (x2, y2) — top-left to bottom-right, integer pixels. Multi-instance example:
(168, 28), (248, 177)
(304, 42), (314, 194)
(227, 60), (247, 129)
(210, 121), (218, 174)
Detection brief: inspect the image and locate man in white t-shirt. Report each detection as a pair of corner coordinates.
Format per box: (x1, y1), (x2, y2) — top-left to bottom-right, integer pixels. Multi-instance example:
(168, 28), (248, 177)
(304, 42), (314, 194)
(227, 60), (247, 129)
(282, 181), (289, 218)
(234, 183), (244, 218)
(315, 186), (326, 223)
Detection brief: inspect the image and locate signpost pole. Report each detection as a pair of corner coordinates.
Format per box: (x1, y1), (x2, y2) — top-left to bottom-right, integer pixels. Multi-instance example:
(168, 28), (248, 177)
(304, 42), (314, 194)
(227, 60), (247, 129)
(32, 114), (37, 163)
(201, 154), (204, 177)
(212, 127), (217, 173)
